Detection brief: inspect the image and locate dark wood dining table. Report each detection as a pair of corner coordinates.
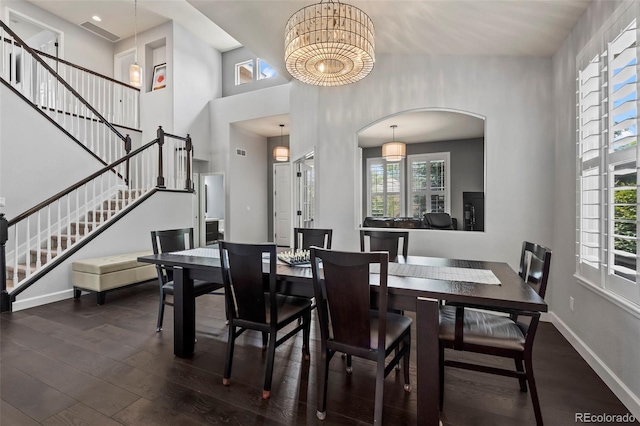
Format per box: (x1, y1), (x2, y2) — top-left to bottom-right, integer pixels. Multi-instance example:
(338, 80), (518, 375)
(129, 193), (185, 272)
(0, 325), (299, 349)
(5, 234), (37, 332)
(138, 250), (547, 426)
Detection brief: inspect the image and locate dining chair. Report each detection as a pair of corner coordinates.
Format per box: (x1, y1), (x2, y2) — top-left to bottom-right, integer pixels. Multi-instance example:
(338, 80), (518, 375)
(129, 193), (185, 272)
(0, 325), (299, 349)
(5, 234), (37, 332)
(310, 247), (412, 424)
(438, 241), (552, 425)
(360, 229), (409, 261)
(151, 228), (223, 332)
(293, 227), (332, 251)
(218, 241), (312, 399)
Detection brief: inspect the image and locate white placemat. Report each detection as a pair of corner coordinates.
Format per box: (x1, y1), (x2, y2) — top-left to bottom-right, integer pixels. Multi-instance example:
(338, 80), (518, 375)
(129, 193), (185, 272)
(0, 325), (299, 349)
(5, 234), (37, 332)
(370, 263), (501, 285)
(171, 248), (220, 258)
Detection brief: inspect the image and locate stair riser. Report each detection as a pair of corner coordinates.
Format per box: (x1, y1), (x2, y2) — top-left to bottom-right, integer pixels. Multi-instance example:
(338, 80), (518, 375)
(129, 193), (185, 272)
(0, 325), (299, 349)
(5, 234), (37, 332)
(50, 235), (77, 250)
(103, 199), (128, 210)
(86, 210), (116, 222)
(6, 267), (26, 282)
(30, 249), (58, 265)
(70, 222), (94, 235)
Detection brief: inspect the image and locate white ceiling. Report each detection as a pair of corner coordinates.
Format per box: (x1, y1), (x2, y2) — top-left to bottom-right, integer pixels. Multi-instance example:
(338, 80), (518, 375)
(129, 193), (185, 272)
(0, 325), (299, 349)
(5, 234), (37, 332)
(22, 0), (240, 51)
(232, 114), (290, 138)
(358, 111), (484, 148)
(21, 0), (592, 140)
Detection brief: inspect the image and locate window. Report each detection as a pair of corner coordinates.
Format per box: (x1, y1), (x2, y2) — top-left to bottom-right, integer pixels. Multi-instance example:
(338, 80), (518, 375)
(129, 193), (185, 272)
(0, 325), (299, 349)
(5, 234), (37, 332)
(408, 153), (451, 216)
(235, 60), (253, 85)
(577, 15), (639, 305)
(367, 158), (404, 217)
(258, 59), (276, 80)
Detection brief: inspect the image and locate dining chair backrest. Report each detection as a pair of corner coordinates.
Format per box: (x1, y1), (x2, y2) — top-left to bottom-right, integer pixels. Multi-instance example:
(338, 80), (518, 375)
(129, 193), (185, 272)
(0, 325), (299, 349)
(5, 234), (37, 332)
(311, 247), (390, 352)
(360, 230), (408, 261)
(293, 228), (332, 251)
(518, 241), (552, 299)
(151, 228), (194, 282)
(218, 241), (277, 325)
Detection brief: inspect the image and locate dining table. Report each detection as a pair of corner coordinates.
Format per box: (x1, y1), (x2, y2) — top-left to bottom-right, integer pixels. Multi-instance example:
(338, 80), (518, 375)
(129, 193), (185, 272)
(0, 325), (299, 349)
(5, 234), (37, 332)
(138, 248), (547, 426)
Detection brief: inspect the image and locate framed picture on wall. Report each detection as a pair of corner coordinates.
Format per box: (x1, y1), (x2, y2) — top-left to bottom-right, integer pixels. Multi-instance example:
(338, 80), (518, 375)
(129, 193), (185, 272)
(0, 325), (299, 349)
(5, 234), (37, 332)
(152, 63), (167, 91)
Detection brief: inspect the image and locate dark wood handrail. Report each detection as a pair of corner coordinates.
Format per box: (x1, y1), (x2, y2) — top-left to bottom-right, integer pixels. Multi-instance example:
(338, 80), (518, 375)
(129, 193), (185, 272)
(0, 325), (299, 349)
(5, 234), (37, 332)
(34, 49), (141, 92)
(165, 133), (190, 142)
(1, 34), (140, 92)
(7, 138), (160, 226)
(0, 20), (126, 141)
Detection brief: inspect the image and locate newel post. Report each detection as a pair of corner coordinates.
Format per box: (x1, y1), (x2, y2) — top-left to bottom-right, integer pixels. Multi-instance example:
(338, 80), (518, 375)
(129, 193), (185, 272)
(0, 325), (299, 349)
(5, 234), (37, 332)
(156, 126), (166, 188)
(0, 213), (10, 313)
(124, 134), (132, 186)
(185, 134), (193, 191)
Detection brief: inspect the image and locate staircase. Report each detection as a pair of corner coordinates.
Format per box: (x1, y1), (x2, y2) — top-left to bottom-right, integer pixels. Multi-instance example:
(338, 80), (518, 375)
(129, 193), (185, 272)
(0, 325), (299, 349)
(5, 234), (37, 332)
(5, 189), (144, 290)
(0, 20), (195, 312)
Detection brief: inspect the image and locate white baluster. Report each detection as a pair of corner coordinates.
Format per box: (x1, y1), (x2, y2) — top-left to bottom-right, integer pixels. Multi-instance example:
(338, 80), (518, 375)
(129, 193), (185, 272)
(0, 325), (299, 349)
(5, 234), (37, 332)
(84, 184), (89, 234)
(36, 210), (42, 269)
(12, 222), (19, 283)
(93, 179), (97, 231)
(75, 189), (80, 240)
(57, 199), (62, 253)
(46, 205), (52, 263)
(67, 194), (71, 248)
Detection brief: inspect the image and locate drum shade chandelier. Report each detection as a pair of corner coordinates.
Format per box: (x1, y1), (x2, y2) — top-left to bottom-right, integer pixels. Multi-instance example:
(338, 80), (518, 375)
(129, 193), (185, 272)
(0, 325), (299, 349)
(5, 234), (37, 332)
(382, 125), (406, 162)
(129, 0), (142, 87)
(274, 124), (289, 162)
(284, 0), (375, 87)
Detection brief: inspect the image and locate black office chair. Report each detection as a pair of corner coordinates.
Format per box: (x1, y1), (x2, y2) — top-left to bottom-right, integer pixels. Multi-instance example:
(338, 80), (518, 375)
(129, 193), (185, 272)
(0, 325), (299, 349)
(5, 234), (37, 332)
(311, 247), (411, 424)
(219, 241), (312, 399)
(439, 241), (552, 425)
(293, 227), (332, 250)
(424, 212), (456, 229)
(360, 229), (409, 261)
(151, 228), (223, 332)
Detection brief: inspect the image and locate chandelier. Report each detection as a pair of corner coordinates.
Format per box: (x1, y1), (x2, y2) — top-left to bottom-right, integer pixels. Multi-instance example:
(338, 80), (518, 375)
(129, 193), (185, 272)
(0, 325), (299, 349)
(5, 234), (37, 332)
(284, 0), (375, 87)
(273, 124), (289, 162)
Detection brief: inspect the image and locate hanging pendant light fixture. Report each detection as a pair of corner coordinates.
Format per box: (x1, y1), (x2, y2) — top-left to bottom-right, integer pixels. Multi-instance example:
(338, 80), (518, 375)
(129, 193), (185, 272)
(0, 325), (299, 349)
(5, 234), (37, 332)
(382, 125), (406, 162)
(129, 0), (142, 87)
(273, 124), (289, 162)
(284, 0), (375, 87)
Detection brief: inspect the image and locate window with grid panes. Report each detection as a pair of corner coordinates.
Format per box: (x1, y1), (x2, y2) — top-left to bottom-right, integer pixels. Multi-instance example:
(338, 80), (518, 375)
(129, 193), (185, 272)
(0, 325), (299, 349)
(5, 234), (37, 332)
(577, 13), (639, 305)
(367, 158), (404, 217)
(408, 153), (451, 216)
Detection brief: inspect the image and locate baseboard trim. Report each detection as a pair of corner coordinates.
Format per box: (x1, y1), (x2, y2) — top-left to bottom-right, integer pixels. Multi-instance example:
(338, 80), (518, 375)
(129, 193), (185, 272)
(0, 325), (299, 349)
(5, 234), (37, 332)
(549, 312), (640, 419)
(12, 289), (74, 312)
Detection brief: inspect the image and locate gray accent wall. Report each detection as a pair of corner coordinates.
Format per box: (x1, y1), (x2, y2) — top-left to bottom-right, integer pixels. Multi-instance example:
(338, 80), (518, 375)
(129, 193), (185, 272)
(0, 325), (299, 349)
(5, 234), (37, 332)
(361, 137), (484, 226)
(221, 47), (289, 97)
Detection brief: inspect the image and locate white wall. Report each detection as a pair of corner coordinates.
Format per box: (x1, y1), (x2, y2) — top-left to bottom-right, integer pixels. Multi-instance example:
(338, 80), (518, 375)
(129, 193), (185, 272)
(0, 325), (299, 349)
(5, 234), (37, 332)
(290, 55), (555, 267)
(0, 84), (103, 218)
(115, 21), (173, 142)
(13, 190), (194, 311)
(228, 126), (268, 243)
(551, 0), (640, 417)
(172, 22), (221, 161)
(2, 0), (114, 76)
(209, 84), (290, 241)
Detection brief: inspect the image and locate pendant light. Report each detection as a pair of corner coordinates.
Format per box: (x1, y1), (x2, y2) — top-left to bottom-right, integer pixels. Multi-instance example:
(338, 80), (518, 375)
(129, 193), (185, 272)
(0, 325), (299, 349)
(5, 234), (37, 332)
(129, 0), (142, 87)
(273, 124), (289, 162)
(382, 125), (406, 162)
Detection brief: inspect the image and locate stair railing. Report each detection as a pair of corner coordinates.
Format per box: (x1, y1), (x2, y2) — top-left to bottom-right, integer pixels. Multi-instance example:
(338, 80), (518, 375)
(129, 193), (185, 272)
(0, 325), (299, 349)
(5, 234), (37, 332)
(0, 127), (193, 311)
(34, 49), (140, 130)
(0, 20), (129, 165)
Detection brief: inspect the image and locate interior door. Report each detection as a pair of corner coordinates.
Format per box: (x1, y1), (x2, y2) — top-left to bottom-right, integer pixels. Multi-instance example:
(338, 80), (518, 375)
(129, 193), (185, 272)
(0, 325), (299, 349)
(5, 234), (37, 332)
(274, 163), (291, 247)
(295, 153), (315, 228)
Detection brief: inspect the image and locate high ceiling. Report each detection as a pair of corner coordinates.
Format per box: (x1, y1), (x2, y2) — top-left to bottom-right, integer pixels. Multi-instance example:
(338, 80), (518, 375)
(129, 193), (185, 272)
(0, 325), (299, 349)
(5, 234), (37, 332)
(20, 0), (592, 140)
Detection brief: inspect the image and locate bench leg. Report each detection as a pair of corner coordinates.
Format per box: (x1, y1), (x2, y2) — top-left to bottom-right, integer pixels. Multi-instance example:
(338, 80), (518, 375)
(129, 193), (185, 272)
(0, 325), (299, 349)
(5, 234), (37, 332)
(97, 292), (106, 305)
(73, 288), (82, 299)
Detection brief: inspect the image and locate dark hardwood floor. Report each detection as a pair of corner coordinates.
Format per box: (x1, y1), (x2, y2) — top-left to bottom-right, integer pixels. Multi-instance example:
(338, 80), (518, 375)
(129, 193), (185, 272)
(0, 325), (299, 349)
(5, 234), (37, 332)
(1, 282), (635, 425)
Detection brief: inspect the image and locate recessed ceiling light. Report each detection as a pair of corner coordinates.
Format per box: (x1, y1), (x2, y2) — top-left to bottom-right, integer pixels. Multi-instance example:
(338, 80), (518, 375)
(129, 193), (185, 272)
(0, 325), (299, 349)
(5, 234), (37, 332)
(92, 15), (102, 22)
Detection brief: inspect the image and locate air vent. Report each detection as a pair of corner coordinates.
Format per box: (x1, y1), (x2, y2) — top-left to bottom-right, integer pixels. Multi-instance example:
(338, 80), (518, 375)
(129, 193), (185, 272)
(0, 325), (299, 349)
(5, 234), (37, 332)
(236, 149), (246, 157)
(80, 21), (120, 42)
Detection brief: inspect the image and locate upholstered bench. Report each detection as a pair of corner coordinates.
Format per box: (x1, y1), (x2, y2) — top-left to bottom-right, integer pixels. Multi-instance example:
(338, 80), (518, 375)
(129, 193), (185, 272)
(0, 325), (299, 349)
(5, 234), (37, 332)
(72, 251), (157, 305)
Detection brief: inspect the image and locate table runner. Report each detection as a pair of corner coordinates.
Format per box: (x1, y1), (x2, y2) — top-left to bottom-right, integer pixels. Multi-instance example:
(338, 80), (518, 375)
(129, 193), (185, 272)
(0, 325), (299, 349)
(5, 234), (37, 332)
(371, 263), (501, 285)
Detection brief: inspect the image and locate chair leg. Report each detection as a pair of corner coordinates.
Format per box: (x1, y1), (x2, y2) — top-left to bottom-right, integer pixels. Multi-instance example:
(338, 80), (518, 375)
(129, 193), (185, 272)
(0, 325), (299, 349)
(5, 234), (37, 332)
(262, 330), (277, 399)
(346, 354), (353, 374)
(156, 292), (166, 332)
(373, 357), (385, 425)
(317, 347), (330, 420)
(439, 343), (445, 411)
(403, 333), (411, 391)
(262, 331), (268, 350)
(302, 311), (311, 361)
(222, 324), (235, 386)
(524, 352), (543, 426)
(515, 357), (528, 392)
